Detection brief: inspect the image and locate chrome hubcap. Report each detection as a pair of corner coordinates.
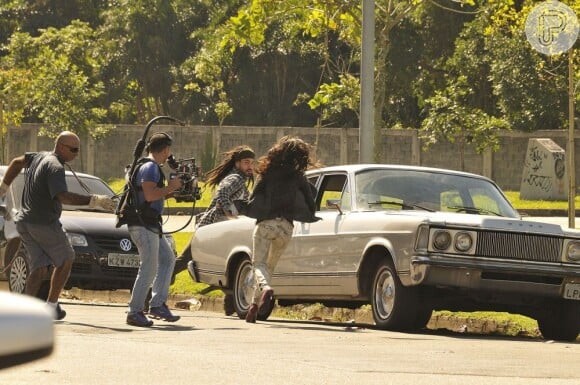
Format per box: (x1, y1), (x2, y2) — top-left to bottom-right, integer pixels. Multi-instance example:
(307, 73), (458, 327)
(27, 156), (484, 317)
(9, 256), (27, 293)
(375, 268), (395, 320)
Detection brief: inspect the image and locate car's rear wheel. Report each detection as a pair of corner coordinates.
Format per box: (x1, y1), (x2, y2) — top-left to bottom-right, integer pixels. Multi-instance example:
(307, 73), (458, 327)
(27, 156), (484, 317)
(537, 301), (580, 341)
(233, 258), (254, 319)
(232, 258), (274, 321)
(371, 259), (419, 331)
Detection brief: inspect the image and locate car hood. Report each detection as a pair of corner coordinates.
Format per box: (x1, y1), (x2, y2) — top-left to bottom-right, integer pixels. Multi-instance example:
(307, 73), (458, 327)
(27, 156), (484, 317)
(60, 210), (130, 236)
(381, 210), (580, 237)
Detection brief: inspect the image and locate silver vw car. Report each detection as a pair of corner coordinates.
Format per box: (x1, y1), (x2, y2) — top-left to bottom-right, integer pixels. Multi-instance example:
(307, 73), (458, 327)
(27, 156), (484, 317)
(189, 164), (580, 341)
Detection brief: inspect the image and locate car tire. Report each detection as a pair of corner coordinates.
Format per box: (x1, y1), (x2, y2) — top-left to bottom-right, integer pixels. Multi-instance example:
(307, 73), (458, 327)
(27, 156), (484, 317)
(537, 301), (580, 342)
(412, 306), (433, 330)
(371, 259), (420, 331)
(224, 293), (236, 316)
(232, 258), (254, 320)
(8, 247), (29, 295)
(8, 247), (51, 300)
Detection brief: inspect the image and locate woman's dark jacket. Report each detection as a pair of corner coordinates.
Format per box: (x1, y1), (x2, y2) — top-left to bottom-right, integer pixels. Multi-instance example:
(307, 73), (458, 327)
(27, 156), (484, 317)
(246, 166), (319, 224)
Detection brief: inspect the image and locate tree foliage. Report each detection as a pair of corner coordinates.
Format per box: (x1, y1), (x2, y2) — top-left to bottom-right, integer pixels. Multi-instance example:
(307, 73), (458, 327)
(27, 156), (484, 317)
(0, 21), (107, 138)
(0, 0), (577, 166)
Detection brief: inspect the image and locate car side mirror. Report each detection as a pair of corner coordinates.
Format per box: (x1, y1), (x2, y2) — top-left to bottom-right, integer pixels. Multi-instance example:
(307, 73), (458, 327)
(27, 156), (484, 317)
(326, 199), (343, 215)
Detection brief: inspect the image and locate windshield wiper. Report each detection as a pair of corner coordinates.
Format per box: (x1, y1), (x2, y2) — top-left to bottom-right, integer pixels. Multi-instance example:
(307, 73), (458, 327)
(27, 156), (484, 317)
(367, 201), (435, 212)
(446, 205), (501, 216)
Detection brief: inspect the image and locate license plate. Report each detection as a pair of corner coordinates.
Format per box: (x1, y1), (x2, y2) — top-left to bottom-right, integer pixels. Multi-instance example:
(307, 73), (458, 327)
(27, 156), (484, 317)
(107, 253), (140, 268)
(563, 283), (580, 300)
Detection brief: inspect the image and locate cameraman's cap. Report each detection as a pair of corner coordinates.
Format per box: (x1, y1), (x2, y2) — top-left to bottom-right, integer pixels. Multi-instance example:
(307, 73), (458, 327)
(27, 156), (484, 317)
(146, 132), (173, 151)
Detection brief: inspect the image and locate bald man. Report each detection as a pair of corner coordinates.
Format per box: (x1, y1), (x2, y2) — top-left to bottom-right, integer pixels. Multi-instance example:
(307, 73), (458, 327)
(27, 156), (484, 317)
(0, 131), (115, 320)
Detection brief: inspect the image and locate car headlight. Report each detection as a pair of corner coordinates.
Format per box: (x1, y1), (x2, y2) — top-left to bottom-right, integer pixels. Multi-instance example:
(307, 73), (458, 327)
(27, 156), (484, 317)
(566, 241), (580, 261)
(454, 232), (473, 252)
(432, 230), (451, 250)
(66, 232), (88, 247)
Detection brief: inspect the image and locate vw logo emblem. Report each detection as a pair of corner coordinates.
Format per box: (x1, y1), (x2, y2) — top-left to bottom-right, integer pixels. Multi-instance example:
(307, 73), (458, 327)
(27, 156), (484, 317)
(119, 238), (132, 252)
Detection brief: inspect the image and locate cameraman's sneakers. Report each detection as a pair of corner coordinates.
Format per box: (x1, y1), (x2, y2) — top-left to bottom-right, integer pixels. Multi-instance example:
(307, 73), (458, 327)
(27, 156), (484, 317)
(127, 311), (153, 327)
(148, 303), (180, 322)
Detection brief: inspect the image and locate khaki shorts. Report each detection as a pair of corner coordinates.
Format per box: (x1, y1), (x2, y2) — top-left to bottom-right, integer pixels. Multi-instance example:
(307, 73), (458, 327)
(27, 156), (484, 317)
(16, 221), (75, 272)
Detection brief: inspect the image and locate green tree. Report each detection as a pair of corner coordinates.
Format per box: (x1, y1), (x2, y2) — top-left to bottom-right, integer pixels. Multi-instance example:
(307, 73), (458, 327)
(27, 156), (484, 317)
(99, 0), (190, 122)
(420, 76), (509, 170)
(0, 21), (108, 138)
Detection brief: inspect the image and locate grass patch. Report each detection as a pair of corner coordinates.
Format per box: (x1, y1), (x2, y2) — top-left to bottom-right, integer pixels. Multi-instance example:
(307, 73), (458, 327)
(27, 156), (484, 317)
(504, 191), (579, 210)
(107, 177), (214, 208)
(168, 231), (224, 297)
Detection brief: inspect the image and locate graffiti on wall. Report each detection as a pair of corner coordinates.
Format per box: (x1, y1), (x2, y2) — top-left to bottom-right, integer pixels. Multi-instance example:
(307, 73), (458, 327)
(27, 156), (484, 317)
(521, 140), (566, 198)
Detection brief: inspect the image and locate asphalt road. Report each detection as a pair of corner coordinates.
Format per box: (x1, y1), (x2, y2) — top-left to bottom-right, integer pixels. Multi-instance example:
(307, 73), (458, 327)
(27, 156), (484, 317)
(0, 302), (579, 385)
(1, 216), (579, 384)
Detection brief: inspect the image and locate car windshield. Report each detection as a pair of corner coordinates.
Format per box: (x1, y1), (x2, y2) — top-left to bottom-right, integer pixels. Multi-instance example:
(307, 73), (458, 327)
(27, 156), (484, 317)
(10, 174), (114, 212)
(354, 169), (519, 218)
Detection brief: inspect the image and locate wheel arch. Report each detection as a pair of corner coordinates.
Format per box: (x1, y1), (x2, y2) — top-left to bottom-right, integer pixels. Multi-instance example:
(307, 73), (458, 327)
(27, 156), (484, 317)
(225, 249), (252, 289)
(2, 237), (22, 270)
(358, 245), (394, 299)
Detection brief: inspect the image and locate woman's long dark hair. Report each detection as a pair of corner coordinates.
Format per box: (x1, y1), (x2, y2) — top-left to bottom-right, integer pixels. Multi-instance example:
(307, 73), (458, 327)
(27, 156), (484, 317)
(256, 136), (318, 176)
(205, 145), (255, 188)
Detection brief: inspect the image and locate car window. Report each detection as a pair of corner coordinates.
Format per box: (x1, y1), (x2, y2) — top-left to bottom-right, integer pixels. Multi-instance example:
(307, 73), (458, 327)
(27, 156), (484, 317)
(316, 174), (347, 211)
(355, 169), (518, 217)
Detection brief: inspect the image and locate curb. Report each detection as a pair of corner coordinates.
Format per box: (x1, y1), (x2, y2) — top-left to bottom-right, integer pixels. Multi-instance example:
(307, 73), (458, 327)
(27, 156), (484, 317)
(61, 288), (541, 338)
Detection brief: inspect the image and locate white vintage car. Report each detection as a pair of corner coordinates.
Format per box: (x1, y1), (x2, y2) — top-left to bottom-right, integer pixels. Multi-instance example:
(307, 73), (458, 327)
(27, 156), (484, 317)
(189, 164), (580, 341)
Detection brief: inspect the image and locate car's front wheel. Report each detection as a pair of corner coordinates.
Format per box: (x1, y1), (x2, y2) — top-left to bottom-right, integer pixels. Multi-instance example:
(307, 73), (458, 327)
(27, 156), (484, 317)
(8, 247), (28, 294)
(537, 301), (580, 342)
(371, 259), (419, 331)
(232, 258), (274, 321)
(8, 246), (50, 300)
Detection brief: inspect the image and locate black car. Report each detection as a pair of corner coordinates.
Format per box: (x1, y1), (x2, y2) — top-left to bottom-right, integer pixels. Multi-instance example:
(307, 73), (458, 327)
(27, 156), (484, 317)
(0, 166), (172, 296)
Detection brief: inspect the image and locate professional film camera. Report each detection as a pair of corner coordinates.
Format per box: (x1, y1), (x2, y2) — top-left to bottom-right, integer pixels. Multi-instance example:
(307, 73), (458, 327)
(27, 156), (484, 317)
(167, 154), (202, 203)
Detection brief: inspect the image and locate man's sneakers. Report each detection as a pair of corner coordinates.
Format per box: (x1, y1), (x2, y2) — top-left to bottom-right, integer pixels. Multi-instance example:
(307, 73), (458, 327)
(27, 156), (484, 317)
(259, 286), (274, 309)
(245, 304), (258, 323)
(55, 303), (66, 320)
(46, 302), (66, 321)
(148, 303), (180, 322)
(246, 286), (274, 324)
(127, 311), (154, 327)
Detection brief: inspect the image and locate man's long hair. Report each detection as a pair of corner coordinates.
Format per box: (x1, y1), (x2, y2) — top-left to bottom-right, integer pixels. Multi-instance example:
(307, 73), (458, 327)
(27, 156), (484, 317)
(205, 145), (255, 188)
(256, 136), (318, 176)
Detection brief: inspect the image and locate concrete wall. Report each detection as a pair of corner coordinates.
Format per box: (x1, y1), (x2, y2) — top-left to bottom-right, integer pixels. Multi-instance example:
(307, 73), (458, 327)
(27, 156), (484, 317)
(4, 124), (579, 192)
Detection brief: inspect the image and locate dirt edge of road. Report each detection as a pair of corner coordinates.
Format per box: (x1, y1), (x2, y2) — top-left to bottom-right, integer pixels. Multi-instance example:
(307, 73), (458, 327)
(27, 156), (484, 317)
(61, 288), (542, 339)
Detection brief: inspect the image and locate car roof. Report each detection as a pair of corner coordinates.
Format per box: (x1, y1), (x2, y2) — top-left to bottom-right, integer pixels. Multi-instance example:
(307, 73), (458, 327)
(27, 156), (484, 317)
(0, 165), (102, 181)
(306, 164), (491, 181)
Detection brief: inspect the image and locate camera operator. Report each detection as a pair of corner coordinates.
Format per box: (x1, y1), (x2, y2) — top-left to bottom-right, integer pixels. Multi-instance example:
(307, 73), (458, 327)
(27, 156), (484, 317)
(125, 132), (182, 327)
(172, 145), (255, 315)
